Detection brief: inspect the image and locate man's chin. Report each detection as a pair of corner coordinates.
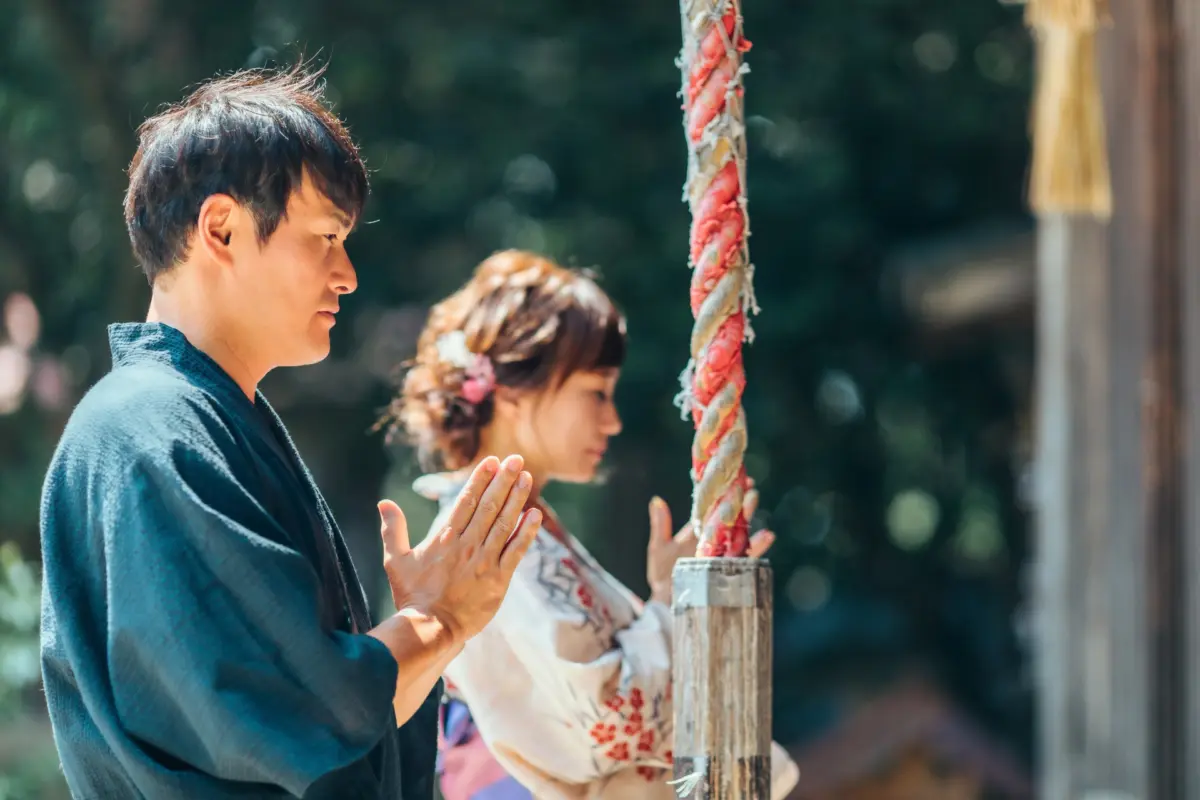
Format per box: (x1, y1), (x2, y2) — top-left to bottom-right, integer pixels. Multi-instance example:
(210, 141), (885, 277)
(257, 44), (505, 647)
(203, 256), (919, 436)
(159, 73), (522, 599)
(280, 339), (331, 369)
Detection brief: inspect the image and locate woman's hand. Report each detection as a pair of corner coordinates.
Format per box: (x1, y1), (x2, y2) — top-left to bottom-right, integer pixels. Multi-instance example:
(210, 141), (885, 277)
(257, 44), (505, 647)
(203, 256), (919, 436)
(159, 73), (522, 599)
(646, 482), (775, 605)
(741, 482), (777, 560)
(646, 497), (698, 605)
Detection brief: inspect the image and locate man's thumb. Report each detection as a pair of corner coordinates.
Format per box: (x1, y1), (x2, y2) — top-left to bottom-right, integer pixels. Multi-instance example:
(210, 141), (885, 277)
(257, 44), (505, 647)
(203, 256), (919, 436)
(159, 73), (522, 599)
(378, 500), (411, 554)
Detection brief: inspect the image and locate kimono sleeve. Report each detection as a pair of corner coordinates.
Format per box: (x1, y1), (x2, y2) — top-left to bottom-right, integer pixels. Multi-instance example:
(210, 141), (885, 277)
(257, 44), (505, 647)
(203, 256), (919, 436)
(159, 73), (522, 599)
(479, 538), (675, 783)
(101, 429), (398, 797)
(461, 534), (800, 799)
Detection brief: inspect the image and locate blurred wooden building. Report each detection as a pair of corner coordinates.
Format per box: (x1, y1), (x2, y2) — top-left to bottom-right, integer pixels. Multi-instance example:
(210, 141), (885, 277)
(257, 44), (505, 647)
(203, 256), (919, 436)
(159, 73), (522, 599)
(784, 680), (1032, 800)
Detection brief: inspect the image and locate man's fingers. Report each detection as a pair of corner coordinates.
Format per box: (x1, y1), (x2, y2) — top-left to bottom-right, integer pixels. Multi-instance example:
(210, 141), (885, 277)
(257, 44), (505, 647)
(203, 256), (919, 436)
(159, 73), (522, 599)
(445, 457), (500, 535)
(747, 529), (776, 559)
(378, 500), (410, 555)
(649, 497), (672, 545)
(500, 508), (543, 573)
(673, 521), (695, 544)
(481, 469), (534, 561)
(462, 455), (524, 544)
(742, 489), (759, 524)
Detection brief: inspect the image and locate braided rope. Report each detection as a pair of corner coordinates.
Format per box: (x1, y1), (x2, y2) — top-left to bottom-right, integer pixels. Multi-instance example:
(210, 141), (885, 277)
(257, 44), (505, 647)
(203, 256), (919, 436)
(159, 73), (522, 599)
(675, 0), (756, 557)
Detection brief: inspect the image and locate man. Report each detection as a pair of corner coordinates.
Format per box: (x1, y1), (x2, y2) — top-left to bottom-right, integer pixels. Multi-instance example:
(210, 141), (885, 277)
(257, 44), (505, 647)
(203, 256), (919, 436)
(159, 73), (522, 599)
(38, 64), (541, 799)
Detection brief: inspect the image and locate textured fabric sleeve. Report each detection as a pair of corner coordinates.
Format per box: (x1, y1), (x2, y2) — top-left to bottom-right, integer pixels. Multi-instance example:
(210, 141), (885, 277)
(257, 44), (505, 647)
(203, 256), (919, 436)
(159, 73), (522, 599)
(101, 424), (398, 797)
(473, 536), (675, 783)
(469, 535), (800, 798)
(770, 741), (800, 800)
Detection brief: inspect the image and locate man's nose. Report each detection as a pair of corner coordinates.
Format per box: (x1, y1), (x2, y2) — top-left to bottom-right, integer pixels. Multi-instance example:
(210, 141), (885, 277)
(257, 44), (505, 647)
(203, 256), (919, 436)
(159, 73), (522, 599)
(332, 252), (358, 295)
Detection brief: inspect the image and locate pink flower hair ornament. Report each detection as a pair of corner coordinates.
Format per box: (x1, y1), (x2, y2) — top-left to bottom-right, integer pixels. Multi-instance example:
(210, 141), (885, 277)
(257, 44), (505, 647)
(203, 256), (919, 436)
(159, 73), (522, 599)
(435, 330), (496, 405)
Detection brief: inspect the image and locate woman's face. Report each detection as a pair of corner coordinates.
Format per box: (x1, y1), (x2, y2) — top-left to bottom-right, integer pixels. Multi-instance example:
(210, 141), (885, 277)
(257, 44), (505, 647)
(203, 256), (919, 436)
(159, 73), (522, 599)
(503, 368), (623, 484)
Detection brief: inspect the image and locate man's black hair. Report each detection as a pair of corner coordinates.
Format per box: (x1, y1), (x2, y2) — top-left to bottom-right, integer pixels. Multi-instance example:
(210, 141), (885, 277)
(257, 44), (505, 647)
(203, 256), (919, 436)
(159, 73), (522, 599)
(124, 62), (368, 282)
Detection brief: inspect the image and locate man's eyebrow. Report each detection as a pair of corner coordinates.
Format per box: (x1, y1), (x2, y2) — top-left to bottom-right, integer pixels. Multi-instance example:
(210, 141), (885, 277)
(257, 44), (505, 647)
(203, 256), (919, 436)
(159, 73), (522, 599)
(322, 210), (356, 234)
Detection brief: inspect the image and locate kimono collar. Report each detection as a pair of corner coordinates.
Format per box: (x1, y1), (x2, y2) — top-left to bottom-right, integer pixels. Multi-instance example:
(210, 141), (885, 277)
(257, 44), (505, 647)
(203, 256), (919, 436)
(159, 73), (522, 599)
(413, 469), (569, 545)
(109, 321), (194, 368)
(412, 471), (470, 504)
(108, 322), (261, 409)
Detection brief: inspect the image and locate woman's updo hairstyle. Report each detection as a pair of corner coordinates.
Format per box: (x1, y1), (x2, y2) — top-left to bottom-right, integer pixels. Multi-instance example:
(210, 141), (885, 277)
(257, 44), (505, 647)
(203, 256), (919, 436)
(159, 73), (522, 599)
(388, 249), (627, 471)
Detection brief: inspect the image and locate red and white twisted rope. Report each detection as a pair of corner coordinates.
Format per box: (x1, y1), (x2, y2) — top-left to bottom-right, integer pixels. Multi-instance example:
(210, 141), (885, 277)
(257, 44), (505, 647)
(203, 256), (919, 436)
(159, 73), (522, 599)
(676, 0), (756, 557)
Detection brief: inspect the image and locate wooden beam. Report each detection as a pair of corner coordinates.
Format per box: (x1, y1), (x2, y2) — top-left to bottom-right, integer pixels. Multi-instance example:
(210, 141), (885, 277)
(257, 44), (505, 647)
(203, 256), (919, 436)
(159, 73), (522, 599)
(1176, 0), (1200, 795)
(1141, 0), (1184, 794)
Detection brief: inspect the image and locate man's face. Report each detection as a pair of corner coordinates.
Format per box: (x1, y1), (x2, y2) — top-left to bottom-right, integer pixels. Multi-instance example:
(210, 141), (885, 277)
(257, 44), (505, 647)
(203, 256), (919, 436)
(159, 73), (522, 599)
(225, 174), (357, 368)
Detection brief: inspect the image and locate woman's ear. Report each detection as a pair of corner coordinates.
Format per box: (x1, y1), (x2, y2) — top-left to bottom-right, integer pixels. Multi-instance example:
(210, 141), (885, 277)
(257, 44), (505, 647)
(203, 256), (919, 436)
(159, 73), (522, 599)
(491, 386), (521, 417)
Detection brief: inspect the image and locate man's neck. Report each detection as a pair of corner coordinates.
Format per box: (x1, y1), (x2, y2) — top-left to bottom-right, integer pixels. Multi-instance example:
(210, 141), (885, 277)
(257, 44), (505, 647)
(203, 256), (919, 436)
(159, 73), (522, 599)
(146, 287), (264, 402)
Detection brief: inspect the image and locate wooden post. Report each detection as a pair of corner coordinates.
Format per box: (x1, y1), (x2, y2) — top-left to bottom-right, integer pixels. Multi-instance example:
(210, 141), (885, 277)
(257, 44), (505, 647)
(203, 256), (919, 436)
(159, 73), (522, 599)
(672, 0), (773, 794)
(672, 558), (772, 799)
(1033, 0), (1191, 796)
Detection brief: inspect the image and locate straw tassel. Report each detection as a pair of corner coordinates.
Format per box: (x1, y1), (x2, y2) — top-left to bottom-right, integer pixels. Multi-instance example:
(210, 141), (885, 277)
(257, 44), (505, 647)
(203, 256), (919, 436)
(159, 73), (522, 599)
(1024, 0), (1113, 217)
(1024, 0), (1111, 28)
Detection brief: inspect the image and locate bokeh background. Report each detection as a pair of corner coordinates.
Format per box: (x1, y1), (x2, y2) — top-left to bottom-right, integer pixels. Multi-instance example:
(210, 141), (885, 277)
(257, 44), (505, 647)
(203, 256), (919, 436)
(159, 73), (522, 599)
(0, 0), (1038, 797)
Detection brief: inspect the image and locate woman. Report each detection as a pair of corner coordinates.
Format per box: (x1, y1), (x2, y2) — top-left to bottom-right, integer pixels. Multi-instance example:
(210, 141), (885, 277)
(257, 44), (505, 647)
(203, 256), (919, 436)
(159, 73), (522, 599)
(387, 250), (799, 799)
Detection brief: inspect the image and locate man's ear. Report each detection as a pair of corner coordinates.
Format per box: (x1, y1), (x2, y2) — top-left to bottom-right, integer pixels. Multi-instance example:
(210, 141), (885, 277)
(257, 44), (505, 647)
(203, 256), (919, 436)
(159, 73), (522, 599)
(195, 194), (239, 266)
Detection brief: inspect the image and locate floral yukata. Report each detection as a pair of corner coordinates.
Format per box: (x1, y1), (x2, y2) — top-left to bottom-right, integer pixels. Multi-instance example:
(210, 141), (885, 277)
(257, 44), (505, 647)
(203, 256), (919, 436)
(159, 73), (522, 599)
(415, 472), (799, 800)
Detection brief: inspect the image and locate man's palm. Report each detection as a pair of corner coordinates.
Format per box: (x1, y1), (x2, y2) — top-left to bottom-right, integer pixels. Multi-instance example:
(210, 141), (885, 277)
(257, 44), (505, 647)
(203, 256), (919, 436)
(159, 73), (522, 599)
(379, 456), (541, 641)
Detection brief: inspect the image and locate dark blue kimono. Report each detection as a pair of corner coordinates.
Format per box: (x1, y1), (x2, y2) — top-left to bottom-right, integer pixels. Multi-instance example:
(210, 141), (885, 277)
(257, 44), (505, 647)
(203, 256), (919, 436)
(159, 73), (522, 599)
(39, 322), (437, 799)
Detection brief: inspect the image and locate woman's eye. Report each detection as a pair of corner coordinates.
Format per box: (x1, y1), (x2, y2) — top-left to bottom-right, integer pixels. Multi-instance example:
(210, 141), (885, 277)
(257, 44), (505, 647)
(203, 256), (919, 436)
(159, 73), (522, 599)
(324, 234), (338, 243)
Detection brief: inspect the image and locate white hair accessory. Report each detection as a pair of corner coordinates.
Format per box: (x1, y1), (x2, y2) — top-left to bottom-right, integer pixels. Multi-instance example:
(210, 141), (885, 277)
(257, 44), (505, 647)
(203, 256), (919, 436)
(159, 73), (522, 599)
(435, 330), (496, 405)
(435, 330), (474, 369)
